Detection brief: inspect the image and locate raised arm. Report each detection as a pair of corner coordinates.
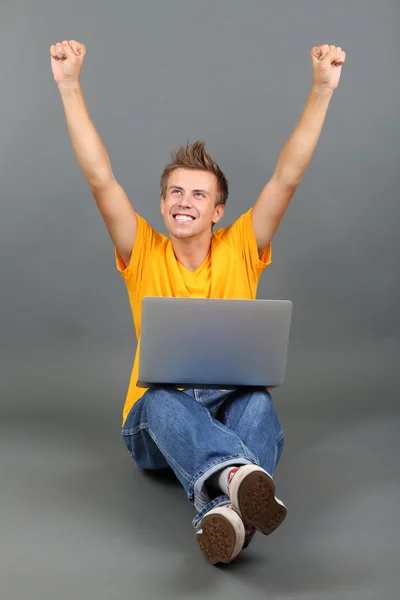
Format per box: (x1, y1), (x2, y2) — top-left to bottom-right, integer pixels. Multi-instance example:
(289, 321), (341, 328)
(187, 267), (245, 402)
(50, 40), (137, 267)
(251, 44), (346, 254)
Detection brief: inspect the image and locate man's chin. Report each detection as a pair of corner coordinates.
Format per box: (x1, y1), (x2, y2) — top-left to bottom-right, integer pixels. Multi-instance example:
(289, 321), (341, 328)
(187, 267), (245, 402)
(170, 229), (194, 240)
(167, 219), (197, 239)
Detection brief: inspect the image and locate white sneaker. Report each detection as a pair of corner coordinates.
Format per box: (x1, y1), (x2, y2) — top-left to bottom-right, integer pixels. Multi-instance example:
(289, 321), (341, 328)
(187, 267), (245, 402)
(227, 465), (287, 535)
(196, 504), (245, 564)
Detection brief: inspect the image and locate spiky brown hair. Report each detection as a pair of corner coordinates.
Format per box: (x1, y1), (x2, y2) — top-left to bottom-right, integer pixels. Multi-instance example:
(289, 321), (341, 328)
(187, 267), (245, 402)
(160, 140), (228, 206)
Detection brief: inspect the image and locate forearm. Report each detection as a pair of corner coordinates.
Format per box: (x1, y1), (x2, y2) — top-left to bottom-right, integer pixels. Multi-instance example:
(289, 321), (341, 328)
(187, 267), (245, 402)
(58, 81), (114, 185)
(275, 86), (333, 186)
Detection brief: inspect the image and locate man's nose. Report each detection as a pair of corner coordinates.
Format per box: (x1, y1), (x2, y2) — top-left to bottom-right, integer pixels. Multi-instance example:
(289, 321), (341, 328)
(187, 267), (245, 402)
(178, 195), (192, 207)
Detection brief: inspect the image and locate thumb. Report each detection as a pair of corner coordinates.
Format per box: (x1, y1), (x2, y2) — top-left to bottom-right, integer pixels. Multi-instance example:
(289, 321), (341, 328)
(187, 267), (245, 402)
(62, 44), (77, 60)
(66, 40), (86, 58)
(322, 45), (340, 64)
(311, 44), (329, 63)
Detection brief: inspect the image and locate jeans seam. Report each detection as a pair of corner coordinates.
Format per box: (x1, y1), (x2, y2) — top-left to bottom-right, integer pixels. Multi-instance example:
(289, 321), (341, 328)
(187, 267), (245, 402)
(122, 423), (192, 483)
(206, 406), (233, 437)
(146, 429), (192, 483)
(121, 422), (149, 436)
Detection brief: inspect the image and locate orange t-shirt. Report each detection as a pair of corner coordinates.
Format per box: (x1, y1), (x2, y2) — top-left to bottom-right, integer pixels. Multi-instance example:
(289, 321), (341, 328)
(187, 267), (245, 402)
(115, 207), (272, 425)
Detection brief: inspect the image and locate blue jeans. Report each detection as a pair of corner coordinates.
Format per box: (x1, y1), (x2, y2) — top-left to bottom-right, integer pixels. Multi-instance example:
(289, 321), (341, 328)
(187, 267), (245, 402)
(121, 386), (284, 531)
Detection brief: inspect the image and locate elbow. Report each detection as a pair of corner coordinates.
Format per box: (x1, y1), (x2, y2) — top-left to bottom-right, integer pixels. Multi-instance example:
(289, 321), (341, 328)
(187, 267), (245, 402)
(274, 169), (302, 189)
(87, 171), (116, 189)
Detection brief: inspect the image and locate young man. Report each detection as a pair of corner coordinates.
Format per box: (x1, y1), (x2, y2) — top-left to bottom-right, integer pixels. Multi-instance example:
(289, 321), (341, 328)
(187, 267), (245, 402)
(51, 40), (346, 564)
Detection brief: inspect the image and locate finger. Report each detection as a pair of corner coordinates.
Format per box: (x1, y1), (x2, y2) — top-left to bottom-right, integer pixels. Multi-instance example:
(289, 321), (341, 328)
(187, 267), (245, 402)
(323, 45), (343, 64)
(324, 45), (338, 60)
(69, 40), (86, 56)
(311, 44), (330, 61)
(55, 42), (65, 58)
(62, 44), (76, 60)
(69, 40), (79, 54)
(336, 49), (346, 64)
(329, 44), (339, 58)
(50, 44), (57, 59)
(332, 47), (346, 65)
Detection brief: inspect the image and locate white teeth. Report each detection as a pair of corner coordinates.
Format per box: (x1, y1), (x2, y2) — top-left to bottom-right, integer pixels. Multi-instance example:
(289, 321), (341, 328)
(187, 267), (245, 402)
(175, 215), (194, 222)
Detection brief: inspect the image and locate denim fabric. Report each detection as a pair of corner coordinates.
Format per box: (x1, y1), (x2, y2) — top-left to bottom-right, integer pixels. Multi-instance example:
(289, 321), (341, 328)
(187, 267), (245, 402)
(121, 386), (284, 531)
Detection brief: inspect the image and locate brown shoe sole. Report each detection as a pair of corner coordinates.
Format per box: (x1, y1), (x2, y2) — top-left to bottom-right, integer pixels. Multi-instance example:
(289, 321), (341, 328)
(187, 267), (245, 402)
(236, 470), (287, 535)
(196, 513), (240, 565)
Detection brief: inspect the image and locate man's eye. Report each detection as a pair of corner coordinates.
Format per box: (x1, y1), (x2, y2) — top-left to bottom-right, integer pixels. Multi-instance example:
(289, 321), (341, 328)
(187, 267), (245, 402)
(173, 190), (181, 194)
(195, 193), (205, 198)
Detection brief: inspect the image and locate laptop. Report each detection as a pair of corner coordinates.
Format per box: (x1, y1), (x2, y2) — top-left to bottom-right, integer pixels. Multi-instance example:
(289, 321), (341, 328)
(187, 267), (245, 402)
(137, 297), (293, 390)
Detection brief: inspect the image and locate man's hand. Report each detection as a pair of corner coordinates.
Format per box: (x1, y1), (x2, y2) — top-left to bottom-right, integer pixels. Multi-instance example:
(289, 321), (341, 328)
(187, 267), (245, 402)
(311, 44), (346, 94)
(50, 40), (87, 85)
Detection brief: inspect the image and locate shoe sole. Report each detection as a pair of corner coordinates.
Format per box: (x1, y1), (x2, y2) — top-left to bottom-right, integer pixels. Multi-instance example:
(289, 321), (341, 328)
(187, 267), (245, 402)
(231, 465), (287, 535)
(196, 507), (244, 565)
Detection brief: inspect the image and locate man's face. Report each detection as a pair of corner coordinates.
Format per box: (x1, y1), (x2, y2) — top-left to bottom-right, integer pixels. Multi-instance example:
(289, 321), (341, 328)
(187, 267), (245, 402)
(161, 169), (224, 240)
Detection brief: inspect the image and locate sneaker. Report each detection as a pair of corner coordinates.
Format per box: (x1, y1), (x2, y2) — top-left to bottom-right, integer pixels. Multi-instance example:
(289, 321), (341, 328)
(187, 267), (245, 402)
(227, 465), (287, 535)
(242, 523), (256, 549)
(196, 504), (245, 565)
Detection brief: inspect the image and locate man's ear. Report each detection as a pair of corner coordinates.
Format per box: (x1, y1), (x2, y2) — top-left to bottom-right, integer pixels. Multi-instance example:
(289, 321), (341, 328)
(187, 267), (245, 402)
(213, 203), (225, 225)
(160, 196), (165, 216)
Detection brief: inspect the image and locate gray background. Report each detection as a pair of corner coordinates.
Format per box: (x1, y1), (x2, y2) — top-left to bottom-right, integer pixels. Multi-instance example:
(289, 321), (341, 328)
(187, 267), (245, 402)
(1, 0), (399, 599)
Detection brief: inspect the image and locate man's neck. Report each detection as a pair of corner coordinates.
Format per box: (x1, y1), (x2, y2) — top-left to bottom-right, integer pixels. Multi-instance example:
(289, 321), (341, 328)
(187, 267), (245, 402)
(171, 231), (212, 272)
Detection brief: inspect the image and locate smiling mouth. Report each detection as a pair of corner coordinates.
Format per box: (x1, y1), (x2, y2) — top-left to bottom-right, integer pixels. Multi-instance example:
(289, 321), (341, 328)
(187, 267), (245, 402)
(173, 214), (196, 223)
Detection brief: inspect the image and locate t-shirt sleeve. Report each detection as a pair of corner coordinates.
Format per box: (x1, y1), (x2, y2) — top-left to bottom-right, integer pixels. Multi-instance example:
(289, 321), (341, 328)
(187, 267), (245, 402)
(115, 213), (161, 280)
(217, 207), (272, 282)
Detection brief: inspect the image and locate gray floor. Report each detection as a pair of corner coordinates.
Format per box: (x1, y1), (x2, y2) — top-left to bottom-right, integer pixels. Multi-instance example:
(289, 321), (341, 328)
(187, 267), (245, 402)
(1, 338), (398, 600)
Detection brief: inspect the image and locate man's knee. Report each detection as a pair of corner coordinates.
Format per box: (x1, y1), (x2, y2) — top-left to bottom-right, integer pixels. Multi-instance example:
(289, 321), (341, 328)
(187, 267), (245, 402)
(143, 386), (195, 425)
(247, 388), (275, 414)
(142, 386), (174, 417)
(249, 389), (283, 434)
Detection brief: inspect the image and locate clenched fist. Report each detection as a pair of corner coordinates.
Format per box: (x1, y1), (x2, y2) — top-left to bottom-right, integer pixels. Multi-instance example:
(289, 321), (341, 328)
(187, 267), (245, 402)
(50, 40), (86, 85)
(310, 44), (346, 93)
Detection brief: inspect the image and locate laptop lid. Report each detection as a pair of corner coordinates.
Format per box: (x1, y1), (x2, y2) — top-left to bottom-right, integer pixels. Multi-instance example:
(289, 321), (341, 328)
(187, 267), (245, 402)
(137, 297), (293, 389)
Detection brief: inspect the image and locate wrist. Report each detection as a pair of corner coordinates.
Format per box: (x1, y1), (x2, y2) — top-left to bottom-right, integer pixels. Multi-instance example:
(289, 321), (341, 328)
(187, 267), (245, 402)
(57, 80), (81, 92)
(311, 84), (334, 98)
